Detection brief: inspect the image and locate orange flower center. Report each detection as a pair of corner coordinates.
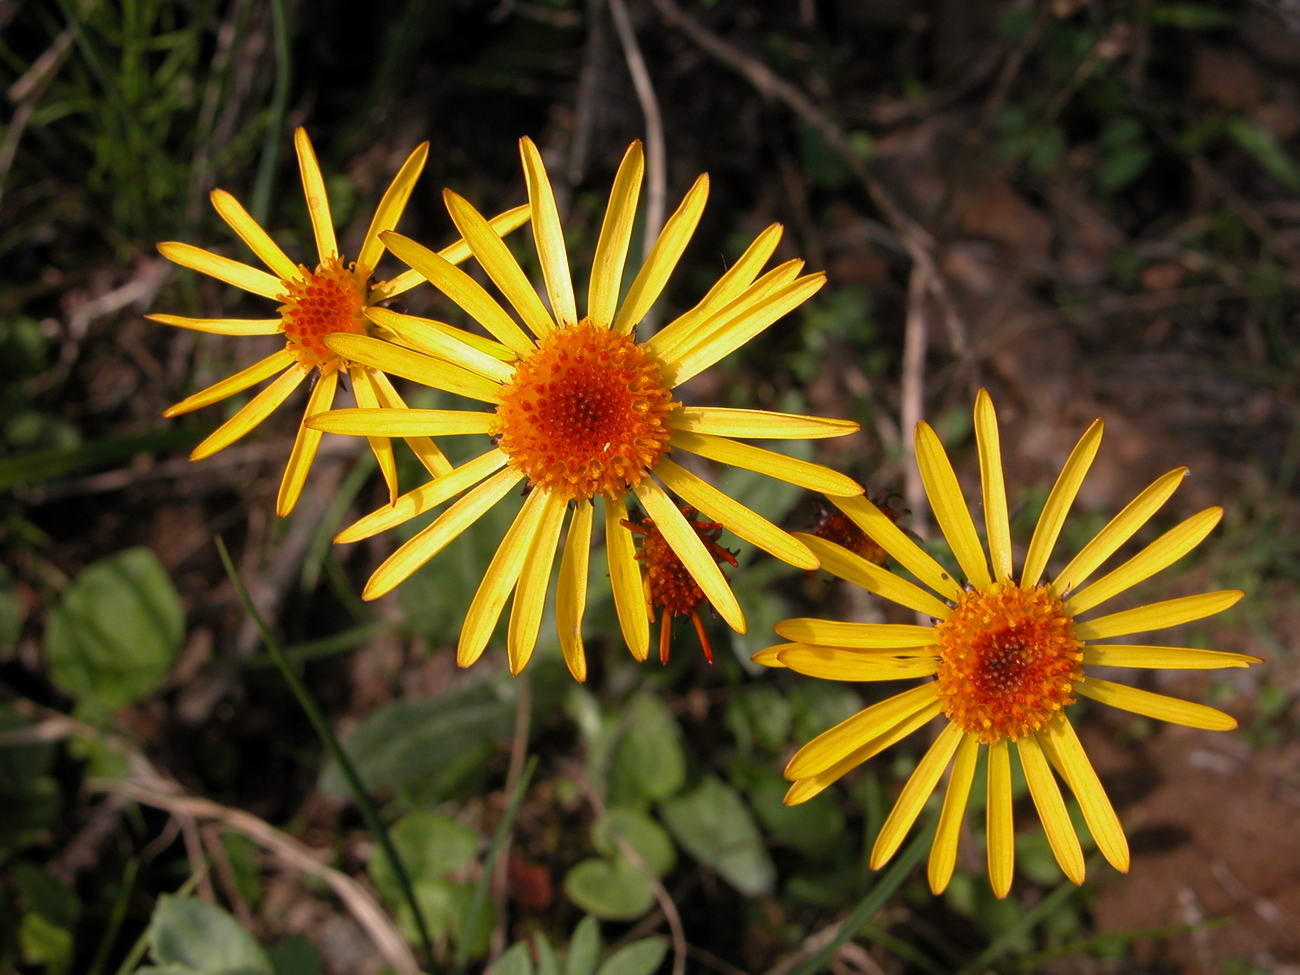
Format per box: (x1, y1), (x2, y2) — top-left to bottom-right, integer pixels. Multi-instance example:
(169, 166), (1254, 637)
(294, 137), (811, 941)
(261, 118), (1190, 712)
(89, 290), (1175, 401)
(626, 507), (738, 664)
(278, 257), (369, 370)
(934, 583), (1082, 744)
(494, 320), (676, 500)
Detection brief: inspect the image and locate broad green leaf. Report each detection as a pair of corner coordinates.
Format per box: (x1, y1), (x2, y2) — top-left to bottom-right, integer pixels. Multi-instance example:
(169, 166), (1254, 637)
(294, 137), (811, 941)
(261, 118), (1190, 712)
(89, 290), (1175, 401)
(564, 858), (654, 920)
(565, 916), (602, 975)
(320, 682), (512, 797)
(20, 913), (74, 975)
(493, 942), (534, 975)
(592, 808), (676, 877)
(594, 937), (668, 975)
(368, 811), (481, 901)
(15, 863), (77, 925)
(266, 935), (322, 975)
(149, 895), (273, 974)
(608, 695), (686, 804)
(0, 715), (59, 860)
(660, 776), (775, 896)
(533, 933), (561, 975)
(1226, 118), (1300, 191)
(45, 548), (183, 707)
(748, 770), (847, 860)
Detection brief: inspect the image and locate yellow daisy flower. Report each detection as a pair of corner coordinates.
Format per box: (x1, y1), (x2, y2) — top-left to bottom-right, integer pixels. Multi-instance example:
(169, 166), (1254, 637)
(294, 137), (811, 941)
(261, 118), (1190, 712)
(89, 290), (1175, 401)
(307, 138), (862, 680)
(757, 389), (1259, 897)
(151, 127), (529, 515)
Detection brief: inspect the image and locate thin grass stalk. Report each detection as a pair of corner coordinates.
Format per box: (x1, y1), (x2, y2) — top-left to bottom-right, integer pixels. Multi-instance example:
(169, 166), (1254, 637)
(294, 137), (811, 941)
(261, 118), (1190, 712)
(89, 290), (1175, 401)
(250, 0), (291, 223)
(214, 536), (436, 971)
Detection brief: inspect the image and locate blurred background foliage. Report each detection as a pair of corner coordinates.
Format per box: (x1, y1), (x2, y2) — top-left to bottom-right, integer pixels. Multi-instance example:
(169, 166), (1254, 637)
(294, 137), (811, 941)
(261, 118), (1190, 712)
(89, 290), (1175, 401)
(1, 1), (1297, 973)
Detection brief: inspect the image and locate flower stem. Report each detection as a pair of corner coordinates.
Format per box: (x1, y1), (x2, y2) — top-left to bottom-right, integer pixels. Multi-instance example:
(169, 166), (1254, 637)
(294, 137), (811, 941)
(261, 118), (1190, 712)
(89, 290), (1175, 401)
(215, 536), (436, 972)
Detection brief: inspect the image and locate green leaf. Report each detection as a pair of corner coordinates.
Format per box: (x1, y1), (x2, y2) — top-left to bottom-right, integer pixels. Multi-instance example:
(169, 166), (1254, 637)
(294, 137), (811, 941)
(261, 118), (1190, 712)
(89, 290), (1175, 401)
(533, 933), (561, 975)
(660, 776), (776, 896)
(19, 912), (74, 975)
(608, 695), (686, 804)
(1148, 4), (1236, 29)
(45, 547), (183, 707)
(592, 808), (675, 877)
(492, 942), (534, 975)
(148, 895), (273, 974)
(1226, 118), (1300, 191)
(266, 935), (322, 975)
(748, 769), (847, 860)
(565, 916), (602, 975)
(367, 811), (481, 901)
(594, 937), (668, 975)
(564, 858), (655, 921)
(320, 682), (512, 798)
(0, 565), (22, 659)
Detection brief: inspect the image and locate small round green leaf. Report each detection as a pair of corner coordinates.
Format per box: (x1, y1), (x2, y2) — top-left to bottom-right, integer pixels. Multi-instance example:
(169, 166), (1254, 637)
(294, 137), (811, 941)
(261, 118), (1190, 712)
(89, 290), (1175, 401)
(592, 808), (675, 878)
(563, 858), (654, 921)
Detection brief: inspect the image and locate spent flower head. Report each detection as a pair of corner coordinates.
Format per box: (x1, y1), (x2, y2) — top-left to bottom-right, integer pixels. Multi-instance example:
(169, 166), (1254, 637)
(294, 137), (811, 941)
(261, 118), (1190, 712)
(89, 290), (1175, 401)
(758, 389), (1259, 897)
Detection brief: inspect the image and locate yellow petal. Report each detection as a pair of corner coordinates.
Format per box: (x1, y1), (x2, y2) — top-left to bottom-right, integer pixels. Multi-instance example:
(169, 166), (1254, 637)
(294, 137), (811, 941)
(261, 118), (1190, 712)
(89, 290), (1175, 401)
(458, 487), (551, 668)
(870, 722), (964, 868)
(357, 141), (428, 273)
(668, 406), (857, 440)
(190, 364), (308, 460)
(1076, 677), (1238, 730)
(293, 127), (337, 263)
(587, 141), (644, 329)
(520, 137), (576, 327)
(147, 313), (281, 336)
(647, 222), (783, 359)
(443, 188), (555, 339)
(612, 173), (709, 335)
(1038, 714), (1129, 873)
(377, 232), (534, 356)
(785, 683), (939, 780)
(774, 618), (937, 649)
(506, 490), (568, 674)
(365, 306), (515, 382)
(1021, 419), (1103, 587)
(914, 421), (991, 589)
(363, 468), (522, 600)
(928, 733), (978, 895)
(778, 645), (938, 682)
(209, 189), (299, 280)
(1017, 735), (1085, 885)
(662, 273), (827, 386)
(372, 308), (514, 364)
(605, 495), (649, 660)
(432, 203), (533, 269)
(323, 334), (503, 404)
(973, 389), (1013, 581)
(633, 477), (745, 633)
(986, 739), (1014, 899)
(556, 501), (594, 682)
(367, 369), (453, 478)
(1066, 507), (1223, 615)
(308, 407), (495, 438)
(337, 449), (507, 544)
(797, 534), (952, 620)
(351, 366), (398, 503)
(784, 700), (943, 805)
(163, 348), (298, 417)
(829, 495), (964, 602)
(157, 241), (285, 300)
(1082, 644), (1260, 670)
(654, 457), (816, 569)
(648, 255), (803, 366)
(1074, 589), (1243, 641)
(276, 368), (337, 516)
(751, 644), (790, 668)
(670, 430), (862, 497)
(1052, 467), (1187, 596)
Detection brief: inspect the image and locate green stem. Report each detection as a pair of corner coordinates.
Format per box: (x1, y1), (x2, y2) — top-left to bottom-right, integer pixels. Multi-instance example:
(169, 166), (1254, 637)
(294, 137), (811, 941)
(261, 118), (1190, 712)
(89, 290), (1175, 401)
(790, 825), (932, 975)
(215, 536), (436, 972)
(250, 0), (291, 223)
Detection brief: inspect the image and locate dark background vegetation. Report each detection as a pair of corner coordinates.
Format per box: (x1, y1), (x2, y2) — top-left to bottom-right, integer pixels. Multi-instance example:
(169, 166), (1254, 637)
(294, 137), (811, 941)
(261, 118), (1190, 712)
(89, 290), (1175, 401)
(2, 1), (1298, 973)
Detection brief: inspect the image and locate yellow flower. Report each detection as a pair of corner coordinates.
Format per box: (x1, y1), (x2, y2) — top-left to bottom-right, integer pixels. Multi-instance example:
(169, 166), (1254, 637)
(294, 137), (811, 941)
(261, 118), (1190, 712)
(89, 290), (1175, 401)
(151, 127), (529, 515)
(758, 389), (1259, 898)
(308, 138), (862, 679)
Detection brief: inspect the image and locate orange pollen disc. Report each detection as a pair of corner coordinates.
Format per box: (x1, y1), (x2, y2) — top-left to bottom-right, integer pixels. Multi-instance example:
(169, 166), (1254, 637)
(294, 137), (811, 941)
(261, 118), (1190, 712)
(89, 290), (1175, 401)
(934, 582), (1082, 744)
(494, 320), (676, 500)
(626, 507), (738, 664)
(278, 256), (369, 369)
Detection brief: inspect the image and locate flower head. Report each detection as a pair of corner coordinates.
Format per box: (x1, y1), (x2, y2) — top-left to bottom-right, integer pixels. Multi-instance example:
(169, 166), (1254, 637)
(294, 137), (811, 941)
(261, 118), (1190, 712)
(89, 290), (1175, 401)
(308, 138), (862, 679)
(626, 505), (739, 665)
(758, 389), (1259, 897)
(150, 127), (529, 515)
